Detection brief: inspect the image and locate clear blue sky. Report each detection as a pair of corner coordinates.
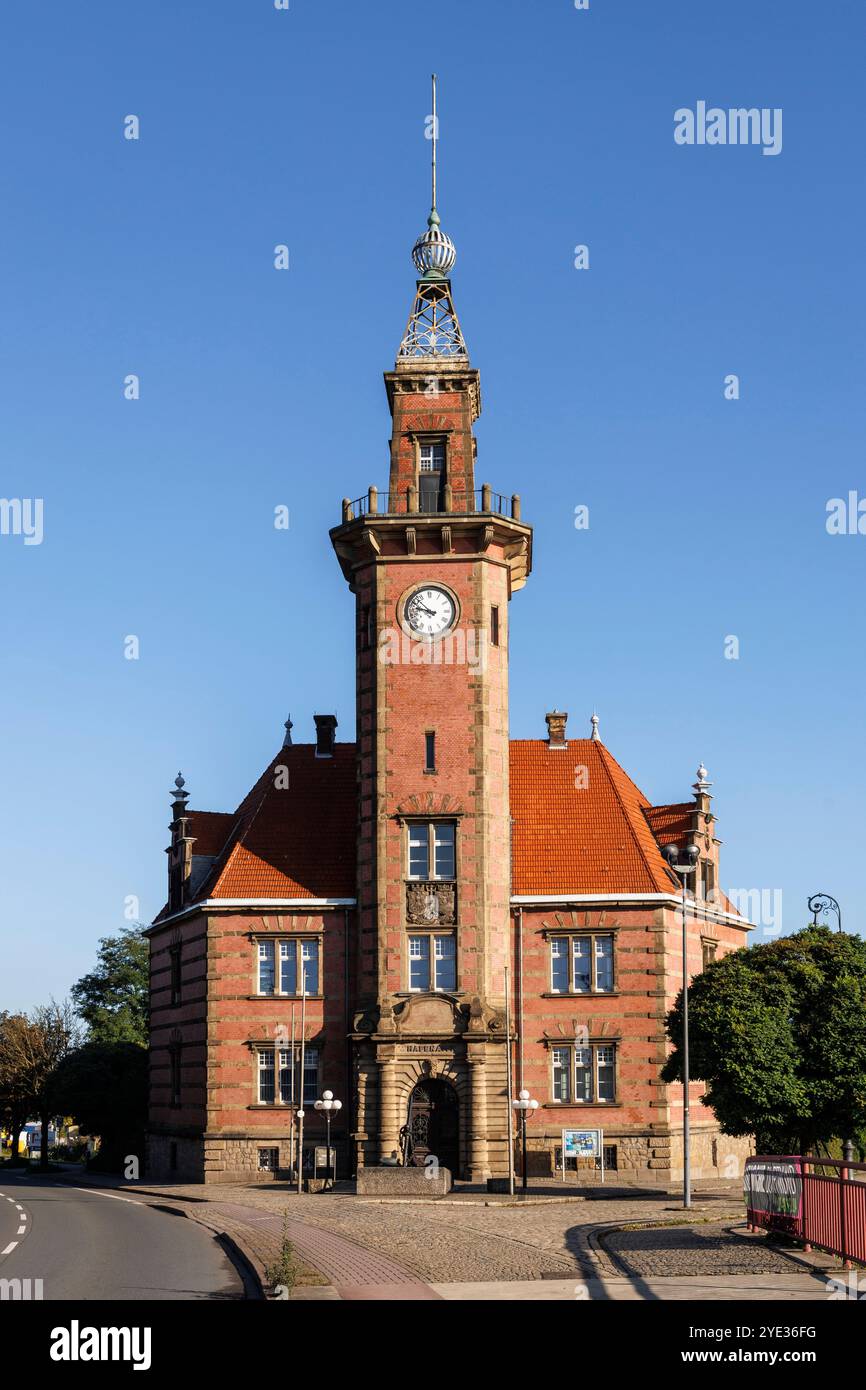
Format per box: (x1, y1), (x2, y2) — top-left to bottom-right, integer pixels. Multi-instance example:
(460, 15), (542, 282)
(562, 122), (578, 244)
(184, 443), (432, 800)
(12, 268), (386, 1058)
(2, 0), (864, 1009)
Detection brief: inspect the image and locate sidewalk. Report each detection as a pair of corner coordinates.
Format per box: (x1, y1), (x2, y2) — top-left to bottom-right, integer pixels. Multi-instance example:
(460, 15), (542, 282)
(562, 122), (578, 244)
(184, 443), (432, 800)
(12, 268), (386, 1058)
(51, 1168), (845, 1302)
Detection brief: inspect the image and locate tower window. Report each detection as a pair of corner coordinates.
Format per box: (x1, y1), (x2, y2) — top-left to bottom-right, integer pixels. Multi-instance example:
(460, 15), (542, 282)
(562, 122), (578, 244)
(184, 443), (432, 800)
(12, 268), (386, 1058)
(407, 821), (456, 879)
(425, 731), (436, 772)
(408, 933), (456, 991)
(491, 605), (500, 647)
(419, 439), (445, 472)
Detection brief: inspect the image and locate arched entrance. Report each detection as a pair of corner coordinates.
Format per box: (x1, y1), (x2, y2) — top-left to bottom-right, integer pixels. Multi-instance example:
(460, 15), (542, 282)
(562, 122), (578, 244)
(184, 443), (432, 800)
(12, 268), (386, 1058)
(404, 1078), (459, 1175)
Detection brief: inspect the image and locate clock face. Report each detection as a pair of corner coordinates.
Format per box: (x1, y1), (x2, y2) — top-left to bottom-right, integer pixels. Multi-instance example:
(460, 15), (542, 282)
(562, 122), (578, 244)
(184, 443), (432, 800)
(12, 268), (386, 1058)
(404, 585), (456, 636)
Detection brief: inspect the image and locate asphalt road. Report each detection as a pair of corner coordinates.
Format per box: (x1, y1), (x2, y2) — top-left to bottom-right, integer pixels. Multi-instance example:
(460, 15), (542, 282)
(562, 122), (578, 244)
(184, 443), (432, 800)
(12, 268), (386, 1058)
(0, 1171), (244, 1300)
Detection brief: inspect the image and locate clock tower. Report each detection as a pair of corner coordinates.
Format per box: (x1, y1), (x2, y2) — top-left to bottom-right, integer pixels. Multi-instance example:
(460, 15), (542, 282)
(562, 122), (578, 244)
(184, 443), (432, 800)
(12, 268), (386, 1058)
(330, 80), (532, 1180)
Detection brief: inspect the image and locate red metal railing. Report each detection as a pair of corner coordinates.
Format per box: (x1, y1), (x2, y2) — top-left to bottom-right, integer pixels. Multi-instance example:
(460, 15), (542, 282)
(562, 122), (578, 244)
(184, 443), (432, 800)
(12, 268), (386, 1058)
(744, 1154), (866, 1267)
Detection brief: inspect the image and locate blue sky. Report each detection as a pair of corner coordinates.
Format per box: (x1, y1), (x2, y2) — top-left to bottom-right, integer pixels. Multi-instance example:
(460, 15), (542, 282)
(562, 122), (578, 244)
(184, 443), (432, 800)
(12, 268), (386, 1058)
(1, 0), (864, 1009)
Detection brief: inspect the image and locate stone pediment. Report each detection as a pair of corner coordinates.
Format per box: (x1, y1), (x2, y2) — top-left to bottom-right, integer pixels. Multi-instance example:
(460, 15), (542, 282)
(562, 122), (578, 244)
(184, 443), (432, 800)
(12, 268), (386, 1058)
(395, 793), (465, 817)
(394, 993), (461, 1035)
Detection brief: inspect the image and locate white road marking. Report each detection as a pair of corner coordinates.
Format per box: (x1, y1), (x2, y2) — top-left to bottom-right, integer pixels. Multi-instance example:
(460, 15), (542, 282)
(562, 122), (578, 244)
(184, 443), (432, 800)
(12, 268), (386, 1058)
(58, 1185), (140, 1205)
(1, 1242), (18, 1255)
(15, 1206), (24, 1213)
(16, 1226), (26, 1236)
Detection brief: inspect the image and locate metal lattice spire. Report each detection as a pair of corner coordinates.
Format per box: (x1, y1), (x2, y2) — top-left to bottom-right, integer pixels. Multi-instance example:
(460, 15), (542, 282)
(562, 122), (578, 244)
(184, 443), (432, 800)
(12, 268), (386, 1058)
(398, 75), (468, 361)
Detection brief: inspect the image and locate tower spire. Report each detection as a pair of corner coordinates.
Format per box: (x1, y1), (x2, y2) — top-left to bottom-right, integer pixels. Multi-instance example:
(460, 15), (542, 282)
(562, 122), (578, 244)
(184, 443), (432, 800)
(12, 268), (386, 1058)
(431, 72), (437, 214)
(398, 75), (467, 360)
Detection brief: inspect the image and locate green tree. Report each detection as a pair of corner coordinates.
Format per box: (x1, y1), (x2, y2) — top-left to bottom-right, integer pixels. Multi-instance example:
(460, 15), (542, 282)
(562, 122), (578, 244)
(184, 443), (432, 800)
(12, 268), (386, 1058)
(0, 1012), (36, 1163)
(663, 925), (866, 1155)
(50, 1042), (148, 1173)
(71, 926), (149, 1045)
(0, 1002), (78, 1168)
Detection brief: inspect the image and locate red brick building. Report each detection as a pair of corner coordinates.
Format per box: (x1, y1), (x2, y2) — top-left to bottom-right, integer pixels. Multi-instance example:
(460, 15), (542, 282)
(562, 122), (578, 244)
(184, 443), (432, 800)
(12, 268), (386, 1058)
(146, 132), (752, 1185)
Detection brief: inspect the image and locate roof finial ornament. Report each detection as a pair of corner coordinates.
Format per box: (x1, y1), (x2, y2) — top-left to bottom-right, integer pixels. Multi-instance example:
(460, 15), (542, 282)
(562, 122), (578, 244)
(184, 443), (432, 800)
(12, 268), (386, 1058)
(590, 712), (600, 741)
(694, 763), (711, 793)
(283, 714), (293, 747)
(170, 772), (189, 809)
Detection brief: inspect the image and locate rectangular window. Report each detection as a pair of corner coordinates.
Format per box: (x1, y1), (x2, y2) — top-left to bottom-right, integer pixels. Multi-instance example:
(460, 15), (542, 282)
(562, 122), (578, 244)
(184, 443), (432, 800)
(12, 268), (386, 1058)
(547, 1043), (618, 1104)
(597, 1045), (616, 1102)
(408, 825), (430, 879)
(491, 605), (500, 647)
(595, 936), (614, 992)
(552, 1046), (571, 1102)
(419, 439), (445, 472)
(549, 934), (615, 994)
(409, 934), (456, 991)
(702, 940), (717, 970)
(258, 940), (275, 995)
(434, 934), (456, 991)
(169, 947), (181, 1006)
(433, 822), (455, 879)
(258, 1147), (279, 1172)
(572, 938), (592, 993)
(276, 1046), (320, 1106)
(257, 938), (319, 996)
(574, 1046), (593, 1103)
(258, 1050), (275, 1105)
(409, 935), (430, 990)
(407, 821), (457, 880)
(425, 731), (436, 772)
(550, 938), (569, 994)
(169, 1048), (181, 1106)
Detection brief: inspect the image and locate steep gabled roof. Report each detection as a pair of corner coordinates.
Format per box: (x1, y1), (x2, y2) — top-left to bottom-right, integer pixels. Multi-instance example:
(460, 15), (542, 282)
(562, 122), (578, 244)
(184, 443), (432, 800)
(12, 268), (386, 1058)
(509, 739), (680, 895)
(193, 743), (357, 901)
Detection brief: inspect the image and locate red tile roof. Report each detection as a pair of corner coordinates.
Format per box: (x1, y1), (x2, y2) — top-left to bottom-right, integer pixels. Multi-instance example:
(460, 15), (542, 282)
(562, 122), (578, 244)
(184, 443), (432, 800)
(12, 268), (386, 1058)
(197, 744), (357, 901)
(167, 739), (738, 909)
(509, 740), (679, 895)
(642, 802), (695, 847)
(187, 811), (235, 858)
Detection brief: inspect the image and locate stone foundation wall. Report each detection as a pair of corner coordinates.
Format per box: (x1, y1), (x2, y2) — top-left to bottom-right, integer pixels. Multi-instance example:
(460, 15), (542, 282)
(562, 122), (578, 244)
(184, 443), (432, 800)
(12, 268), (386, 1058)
(146, 1133), (205, 1183)
(521, 1126), (754, 1182)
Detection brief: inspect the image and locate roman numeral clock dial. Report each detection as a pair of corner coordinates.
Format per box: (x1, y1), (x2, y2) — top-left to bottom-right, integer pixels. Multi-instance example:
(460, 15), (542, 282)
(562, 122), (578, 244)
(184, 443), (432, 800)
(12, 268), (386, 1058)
(404, 585), (456, 636)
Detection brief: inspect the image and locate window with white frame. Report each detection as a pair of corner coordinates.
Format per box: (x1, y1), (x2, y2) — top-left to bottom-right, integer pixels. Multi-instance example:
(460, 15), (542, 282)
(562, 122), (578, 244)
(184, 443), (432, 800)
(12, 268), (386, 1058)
(407, 821), (456, 880)
(257, 938), (320, 996)
(258, 1045), (320, 1106)
(419, 439), (445, 472)
(549, 934), (614, 994)
(550, 1042), (617, 1103)
(408, 934), (456, 992)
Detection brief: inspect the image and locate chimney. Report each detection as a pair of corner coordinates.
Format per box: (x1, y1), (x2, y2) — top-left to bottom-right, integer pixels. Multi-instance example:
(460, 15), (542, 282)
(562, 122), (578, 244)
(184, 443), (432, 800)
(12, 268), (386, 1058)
(545, 709), (568, 749)
(314, 713), (338, 758)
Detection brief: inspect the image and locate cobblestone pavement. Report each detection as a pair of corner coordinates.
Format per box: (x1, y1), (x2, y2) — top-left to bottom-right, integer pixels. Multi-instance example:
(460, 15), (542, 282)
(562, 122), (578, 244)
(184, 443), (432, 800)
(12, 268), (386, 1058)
(603, 1222), (816, 1279)
(113, 1180), (748, 1284)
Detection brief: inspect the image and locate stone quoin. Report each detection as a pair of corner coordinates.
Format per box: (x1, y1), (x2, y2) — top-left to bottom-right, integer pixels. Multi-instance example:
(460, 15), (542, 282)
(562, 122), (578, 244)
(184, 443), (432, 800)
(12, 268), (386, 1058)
(146, 83), (752, 1187)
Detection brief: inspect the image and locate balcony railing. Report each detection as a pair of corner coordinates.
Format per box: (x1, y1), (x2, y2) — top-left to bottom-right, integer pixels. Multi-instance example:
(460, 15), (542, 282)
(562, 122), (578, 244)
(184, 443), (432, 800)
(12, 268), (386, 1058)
(341, 485), (522, 524)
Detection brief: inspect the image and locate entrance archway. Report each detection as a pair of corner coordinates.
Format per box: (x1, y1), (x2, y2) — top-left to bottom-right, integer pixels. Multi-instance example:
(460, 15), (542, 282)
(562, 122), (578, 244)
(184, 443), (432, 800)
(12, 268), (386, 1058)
(405, 1078), (459, 1175)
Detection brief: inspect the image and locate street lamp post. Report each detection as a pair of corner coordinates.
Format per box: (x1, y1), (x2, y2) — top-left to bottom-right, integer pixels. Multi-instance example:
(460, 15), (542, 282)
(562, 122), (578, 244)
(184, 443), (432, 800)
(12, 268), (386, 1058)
(663, 841), (700, 1210)
(808, 893), (842, 934)
(512, 1088), (539, 1194)
(313, 1090), (342, 1190)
